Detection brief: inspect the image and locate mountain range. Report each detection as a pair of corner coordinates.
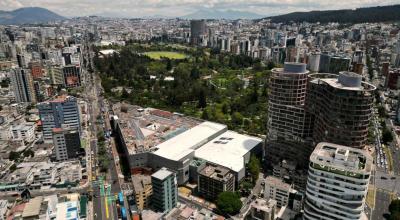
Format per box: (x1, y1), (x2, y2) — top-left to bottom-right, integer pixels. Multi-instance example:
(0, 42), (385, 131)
(181, 9), (263, 20)
(0, 7), (65, 25)
(267, 4), (400, 23)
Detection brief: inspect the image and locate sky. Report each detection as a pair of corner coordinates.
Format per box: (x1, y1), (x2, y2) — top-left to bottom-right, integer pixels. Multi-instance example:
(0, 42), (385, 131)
(1, 0), (400, 18)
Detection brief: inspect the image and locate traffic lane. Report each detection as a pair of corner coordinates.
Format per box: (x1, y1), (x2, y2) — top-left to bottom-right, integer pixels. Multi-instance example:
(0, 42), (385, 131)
(373, 190), (391, 220)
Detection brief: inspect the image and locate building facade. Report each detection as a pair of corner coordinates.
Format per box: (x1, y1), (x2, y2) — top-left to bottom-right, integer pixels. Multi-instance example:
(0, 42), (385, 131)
(10, 68), (36, 103)
(151, 168), (177, 213)
(198, 163), (235, 200)
(307, 72), (375, 148)
(52, 126), (82, 161)
(304, 142), (372, 220)
(38, 96), (81, 142)
(266, 62), (313, 167)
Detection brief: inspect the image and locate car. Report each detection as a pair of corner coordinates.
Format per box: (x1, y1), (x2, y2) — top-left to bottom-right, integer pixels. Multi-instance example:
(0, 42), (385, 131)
(391, 177), (396, 180)
(381, 176), (387, 180)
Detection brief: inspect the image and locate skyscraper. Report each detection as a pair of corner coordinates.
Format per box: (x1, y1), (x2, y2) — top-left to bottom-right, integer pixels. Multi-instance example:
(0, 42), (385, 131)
(63, 65), (81, 88)
(38, 95), (81, 142)
(306, 72), (376, 148)
(10, 68), (36, 103)
(265, 62), (313, 167)
(151, 167), (177, 213)
(190, 20), (207, 45)
(304, 142), (372, 220)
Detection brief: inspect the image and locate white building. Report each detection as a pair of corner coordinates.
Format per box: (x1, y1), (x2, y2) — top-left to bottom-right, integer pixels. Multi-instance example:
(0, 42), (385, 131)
(11, 122), (36, 143)
(303, 142), (372, 220)
(264, 176), (296, 208)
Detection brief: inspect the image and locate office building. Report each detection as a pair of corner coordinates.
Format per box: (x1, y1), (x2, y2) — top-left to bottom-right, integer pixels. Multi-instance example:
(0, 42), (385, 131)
(29, 61), (43, 79)
(307, 52), (320, 72)
(265, 62), (313, 167)
(198, 163), (235, 200)
(328, 56), (351, 73)
(386, 69), (400, 89)
(38, 95), (81, 142)
(151, 168), (177, 213)
(307, 72), (375, 148)
(132, 175), (152, 210)
(49, 66), (64, 85)
(52, 126), (82, 161)
(304, 142), (372, 220)
(63, 65), (81, 88)
(190, 20), (207, 45)
(10, 68), (36, 103)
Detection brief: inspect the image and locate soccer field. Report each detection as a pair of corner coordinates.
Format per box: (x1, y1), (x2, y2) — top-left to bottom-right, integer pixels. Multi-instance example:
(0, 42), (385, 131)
(143, 51), (187, 60)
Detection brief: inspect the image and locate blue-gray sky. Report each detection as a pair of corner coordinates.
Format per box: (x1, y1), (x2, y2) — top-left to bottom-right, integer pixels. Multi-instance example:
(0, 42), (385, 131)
(1, 0), (399, 17)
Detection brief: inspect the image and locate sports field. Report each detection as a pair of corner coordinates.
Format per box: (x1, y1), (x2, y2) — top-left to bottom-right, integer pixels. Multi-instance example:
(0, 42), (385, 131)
(143, 51), (187, 60)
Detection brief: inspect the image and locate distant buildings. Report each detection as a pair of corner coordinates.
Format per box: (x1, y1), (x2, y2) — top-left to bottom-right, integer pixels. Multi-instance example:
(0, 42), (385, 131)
(38, 96), (81, 142)
(151, 168), (177, 213)
(303, 142), (372, 220)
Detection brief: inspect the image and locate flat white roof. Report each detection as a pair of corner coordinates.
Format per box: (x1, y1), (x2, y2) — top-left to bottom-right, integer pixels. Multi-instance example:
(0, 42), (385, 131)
(152, 168), (173, 180)
(195, 130), (262, 172)
(153, 121), (227, 161)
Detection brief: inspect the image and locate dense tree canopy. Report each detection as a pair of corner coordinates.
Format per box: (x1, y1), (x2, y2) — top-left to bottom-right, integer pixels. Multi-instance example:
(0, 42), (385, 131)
(216, 191), (242, 215)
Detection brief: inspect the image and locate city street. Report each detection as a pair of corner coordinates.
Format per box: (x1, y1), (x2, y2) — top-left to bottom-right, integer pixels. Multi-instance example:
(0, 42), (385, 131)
(372, 189), (391, 220)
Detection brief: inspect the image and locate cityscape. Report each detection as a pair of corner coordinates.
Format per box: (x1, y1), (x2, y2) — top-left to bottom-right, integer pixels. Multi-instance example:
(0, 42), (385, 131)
(1, 1), (400, 220)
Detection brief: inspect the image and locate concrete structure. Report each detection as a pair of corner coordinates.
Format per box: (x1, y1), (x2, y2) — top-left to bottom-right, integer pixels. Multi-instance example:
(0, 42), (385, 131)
(21, 196), (49, 220)
(307, 52), (320, 72)
(329, 56), (351, 73)
(264, 176), (297, 208)
(245, 198), (277, 220)
(10, 68), (36, 103)
(38, 96), (81, 142)
(198, 163), (235, 200)
(307, 72), (375, 148)
(386, 68), (400, 89)
(303, 142), (372, 220)
(132, 175), (152, 210)
(151, 168), (177, 213)
(52, 126), (82, 161)
(56, 201), (80, 220)
(11, 122), (36, 143)
(266, 62), (313, 167)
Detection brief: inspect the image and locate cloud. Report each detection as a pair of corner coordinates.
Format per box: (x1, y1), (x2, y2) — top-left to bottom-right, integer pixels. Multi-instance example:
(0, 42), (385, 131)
(3, 0), (400, 17)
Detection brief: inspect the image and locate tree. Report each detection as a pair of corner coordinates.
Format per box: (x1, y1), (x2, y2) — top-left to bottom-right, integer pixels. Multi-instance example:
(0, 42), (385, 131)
(166, 58), (172, 71)
(121, 88), (129, 99)
(23, 149), (34, 158)
(231, 112), (244, 126)
(198, 89), (207, 108)
(248, 155), (260, 184)
(389, 199), (400, 220)
(382, 127), (394, 144)
(201, 109), (209, 120)
(216, 192), (242, 215)
(10, 164), (17, 172)
(9, 151), (20, 161)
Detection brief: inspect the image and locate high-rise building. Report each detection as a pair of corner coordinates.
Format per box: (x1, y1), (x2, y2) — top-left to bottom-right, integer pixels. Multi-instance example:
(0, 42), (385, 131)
(307, 72), (375, 148)
(307, 52), (320, 72)
(328, 56), (351, 74)
(132, 175), (152, 210)
(52, 126), (82, 161)
(151, 167), (177, 213)
(304, 142), (372, 220)
(190, 20), (207, 45)
(266, 62), (313, 167)
(10, 68), (36, 103)
(28, 61), (43, 79)
(38, 95), (81, 142)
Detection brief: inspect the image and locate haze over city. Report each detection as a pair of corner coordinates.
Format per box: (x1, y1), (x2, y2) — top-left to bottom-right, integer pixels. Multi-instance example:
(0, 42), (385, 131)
(1, 0), (400, 17)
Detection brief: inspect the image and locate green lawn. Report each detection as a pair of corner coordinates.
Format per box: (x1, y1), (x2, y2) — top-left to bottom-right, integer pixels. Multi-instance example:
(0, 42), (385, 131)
(143, 51), (187, 60)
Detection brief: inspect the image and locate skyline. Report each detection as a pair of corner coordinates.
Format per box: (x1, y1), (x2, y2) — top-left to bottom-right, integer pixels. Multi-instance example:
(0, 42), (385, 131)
(1, 0), (400, 18)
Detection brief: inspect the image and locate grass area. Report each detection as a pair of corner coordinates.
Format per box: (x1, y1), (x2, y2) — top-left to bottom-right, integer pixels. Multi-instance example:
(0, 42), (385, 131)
(81, 139), (87, 148)
(383, 146), (393, 172)
(366, 185), (376, 208)
(143, 51), (187, 60)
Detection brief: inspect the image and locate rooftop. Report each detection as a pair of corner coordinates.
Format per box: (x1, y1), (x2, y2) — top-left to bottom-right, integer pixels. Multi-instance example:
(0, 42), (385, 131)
(194, 130), (262, 172)
(113, 103), (202, 155)
(22, 196), (43, 218)
(153, 121), (227, 161)
(152, 167), (174, 181)
(199, 164), (233, 182)
(265, 176), (292, 191)
(310, 142), (373, 175)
